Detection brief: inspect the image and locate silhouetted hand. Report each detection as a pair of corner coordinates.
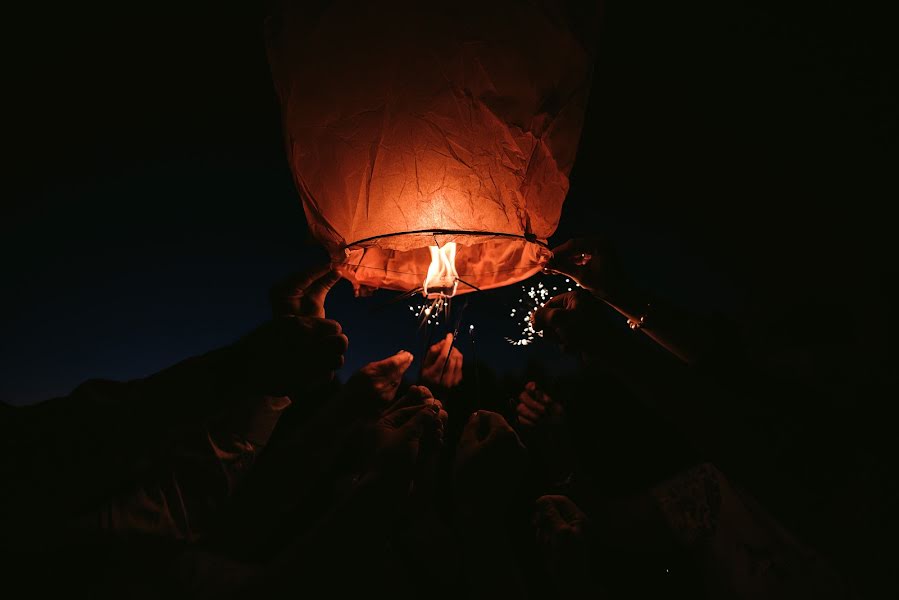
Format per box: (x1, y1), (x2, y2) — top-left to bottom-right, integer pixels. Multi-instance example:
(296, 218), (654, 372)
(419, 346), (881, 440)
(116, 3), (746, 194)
(421, 333), (463, 389)
(546, 238), (703, 365)
(515, 381), (565, 431)
(533, 290), (606, 353)
(534, 495), (591, 586)
(344, 350), (415, 416)
(454, 411), (526, 514)
(545, 237), (632, 303)
(236, 316), (348, 397)
(370, 385), (447, 478)
(270, 264), (342, 319)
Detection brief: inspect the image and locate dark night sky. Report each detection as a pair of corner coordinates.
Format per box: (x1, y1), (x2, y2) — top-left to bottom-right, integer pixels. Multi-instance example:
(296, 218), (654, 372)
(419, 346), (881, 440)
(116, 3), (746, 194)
(3, 1), (895, 406)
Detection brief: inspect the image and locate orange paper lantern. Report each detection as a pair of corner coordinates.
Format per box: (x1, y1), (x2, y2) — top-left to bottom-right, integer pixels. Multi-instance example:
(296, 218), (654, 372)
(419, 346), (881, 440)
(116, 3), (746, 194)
(267, 1), (596, 295)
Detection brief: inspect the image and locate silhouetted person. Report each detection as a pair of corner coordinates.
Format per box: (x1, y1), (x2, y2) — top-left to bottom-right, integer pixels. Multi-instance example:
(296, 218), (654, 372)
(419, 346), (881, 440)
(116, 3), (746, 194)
(1, 266), (346, 595)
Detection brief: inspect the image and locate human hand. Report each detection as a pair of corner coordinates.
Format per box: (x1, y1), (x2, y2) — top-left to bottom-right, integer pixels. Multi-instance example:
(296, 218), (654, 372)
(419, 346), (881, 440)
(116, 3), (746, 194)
(454, 411), (526, 513)
(546, 237), (631, 303)
(270, 265), (342, 319)
(237, 316), (348, 396)
(515, 381), (565, 431)
(344, 350), (415, 416)
(420, 333), (463, 389)
(532, 290), (605, 353)
(370, 385), (447, 478)
(534, 495), (591, 583)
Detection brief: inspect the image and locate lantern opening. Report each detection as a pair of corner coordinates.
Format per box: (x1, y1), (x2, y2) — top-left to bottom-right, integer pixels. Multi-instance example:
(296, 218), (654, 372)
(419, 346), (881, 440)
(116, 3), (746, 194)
(341, 233), (551, 296)
(423, 242), (459, 298)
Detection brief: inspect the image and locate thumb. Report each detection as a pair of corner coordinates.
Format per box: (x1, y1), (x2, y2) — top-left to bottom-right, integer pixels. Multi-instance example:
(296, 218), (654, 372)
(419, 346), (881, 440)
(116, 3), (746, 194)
(305, 270), (342, 313)
(374, 350), (414, 377)
(398, 405), (440, 440)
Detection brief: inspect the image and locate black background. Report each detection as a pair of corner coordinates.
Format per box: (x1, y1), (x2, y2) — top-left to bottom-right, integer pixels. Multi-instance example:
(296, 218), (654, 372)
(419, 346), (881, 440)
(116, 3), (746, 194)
(6, 1), (892, 403)
(3, 0), (896, 595)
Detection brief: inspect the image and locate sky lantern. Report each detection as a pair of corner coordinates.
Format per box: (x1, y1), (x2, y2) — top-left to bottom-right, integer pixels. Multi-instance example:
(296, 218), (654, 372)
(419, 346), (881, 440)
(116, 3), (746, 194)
(266, 1), (597, 298)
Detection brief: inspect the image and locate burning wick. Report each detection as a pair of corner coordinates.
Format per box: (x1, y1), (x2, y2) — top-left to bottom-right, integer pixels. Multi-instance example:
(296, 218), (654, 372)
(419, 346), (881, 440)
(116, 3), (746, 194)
(423, 242), (459, 298)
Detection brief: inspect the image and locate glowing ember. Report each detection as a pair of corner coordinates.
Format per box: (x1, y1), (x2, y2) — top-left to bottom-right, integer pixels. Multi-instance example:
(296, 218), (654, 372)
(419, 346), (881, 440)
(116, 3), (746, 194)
(423, 242), (459, 298)
(410, 296), (447, 327)
(505, 282), (550, 346)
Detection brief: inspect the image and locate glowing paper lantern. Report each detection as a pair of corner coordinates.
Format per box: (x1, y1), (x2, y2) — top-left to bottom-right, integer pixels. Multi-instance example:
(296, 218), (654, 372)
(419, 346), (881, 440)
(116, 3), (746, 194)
(266, 1), (596, 295)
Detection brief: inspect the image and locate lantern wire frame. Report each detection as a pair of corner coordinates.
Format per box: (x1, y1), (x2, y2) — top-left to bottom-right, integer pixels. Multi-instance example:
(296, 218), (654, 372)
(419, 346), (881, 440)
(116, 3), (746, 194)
(332, 228), (551, 300)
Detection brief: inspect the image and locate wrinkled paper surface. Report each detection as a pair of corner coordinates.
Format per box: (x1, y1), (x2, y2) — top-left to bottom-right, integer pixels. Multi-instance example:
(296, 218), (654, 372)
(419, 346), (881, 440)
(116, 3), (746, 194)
(267, 1), (595, 293)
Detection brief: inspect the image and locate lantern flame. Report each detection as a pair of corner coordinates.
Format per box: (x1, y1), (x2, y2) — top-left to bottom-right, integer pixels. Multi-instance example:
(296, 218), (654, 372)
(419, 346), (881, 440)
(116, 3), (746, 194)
(423, 242), (459, 298)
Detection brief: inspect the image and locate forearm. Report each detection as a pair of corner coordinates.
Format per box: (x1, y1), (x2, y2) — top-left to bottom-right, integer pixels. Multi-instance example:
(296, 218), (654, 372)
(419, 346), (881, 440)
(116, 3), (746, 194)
(597, 283), (732, 369)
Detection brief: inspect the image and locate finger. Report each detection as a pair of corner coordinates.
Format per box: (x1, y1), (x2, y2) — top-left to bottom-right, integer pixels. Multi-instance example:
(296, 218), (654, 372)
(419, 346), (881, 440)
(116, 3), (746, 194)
(424, 396), (443, 411)
(423, 337), (446, 368)
(398, 405), (440, 439)
(518, 414), (536, 428)
(517, 402), (542, 423)
(425, 398), (447, 435)
(370, 350), (414, 377)
(546, 241), (590, 279)
(303, 317), (343, 336)
(459, 409), (513, 443)
(382, 404), (432, 428)
(525, 382), (551, 405)
(549, 239), (588, 260)
(553, 496), (586, 523)
(519, 388), (541, 406)
(445, 352), (462, 387)
(305, 270), (342, 312)
(302, 337), (347, 371)
(484, 417), (525, 452)
(269, 265), (333, 314)
(275, 317), (342, 351)
(435, 333), (453, 367)
(459, 411), (482, 448)
(515, 403), (535, 421)
(436, 408), (449, 443)
(319, 333), (349, 358)
(477, 410), (516, 442)
(389, 385), (433, 411)
(409, 385), (434, 400)
(451, 346), (463, 368)
(518, 392), (546, 415)
(547, 238), (599, 266)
